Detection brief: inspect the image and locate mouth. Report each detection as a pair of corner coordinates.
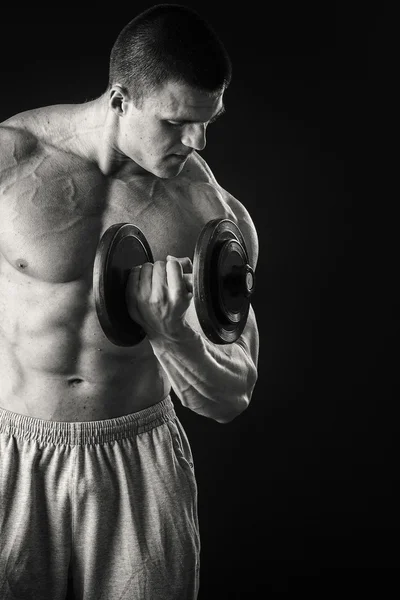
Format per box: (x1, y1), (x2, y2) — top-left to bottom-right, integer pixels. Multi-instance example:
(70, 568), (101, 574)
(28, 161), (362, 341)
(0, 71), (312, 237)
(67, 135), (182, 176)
(169, 152), (191, 160)
(167, 155), (187, 164)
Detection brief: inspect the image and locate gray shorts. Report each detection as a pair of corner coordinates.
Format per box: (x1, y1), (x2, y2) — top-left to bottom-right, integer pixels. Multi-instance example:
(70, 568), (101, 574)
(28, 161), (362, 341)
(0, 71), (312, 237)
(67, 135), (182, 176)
(0, 396), (200, 600)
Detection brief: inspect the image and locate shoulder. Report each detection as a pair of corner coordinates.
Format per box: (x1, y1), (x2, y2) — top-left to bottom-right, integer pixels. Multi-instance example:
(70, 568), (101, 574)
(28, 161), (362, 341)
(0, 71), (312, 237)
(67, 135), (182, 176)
(186, 151), (219, 184)
(0, 123), (40, 170)
(186, 152), (259, 269)
(0, 104), (70, 168)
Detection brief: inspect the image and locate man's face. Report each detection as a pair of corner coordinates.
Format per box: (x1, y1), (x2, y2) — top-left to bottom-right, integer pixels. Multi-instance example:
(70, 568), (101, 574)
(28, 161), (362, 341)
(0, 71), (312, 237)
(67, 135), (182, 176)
(118, 80), (225, 178)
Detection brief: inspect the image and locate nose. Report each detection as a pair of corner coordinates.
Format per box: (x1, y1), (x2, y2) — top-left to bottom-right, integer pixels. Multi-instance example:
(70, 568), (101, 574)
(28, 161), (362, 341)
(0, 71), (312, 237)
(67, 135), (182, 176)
(181, 123), (206, 151)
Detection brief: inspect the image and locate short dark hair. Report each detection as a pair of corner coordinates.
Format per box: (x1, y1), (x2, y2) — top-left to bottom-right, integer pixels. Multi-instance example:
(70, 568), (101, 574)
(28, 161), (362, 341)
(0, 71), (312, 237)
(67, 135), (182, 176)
(109, 3), (232, 104)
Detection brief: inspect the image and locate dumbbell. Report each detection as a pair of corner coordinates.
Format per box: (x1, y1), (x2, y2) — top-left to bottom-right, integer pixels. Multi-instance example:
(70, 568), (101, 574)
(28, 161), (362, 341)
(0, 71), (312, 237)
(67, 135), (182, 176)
(93, 218), (255, 346)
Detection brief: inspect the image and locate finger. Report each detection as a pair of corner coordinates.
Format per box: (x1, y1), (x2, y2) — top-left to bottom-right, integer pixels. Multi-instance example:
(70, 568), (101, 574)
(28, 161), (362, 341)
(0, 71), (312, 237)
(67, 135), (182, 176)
(166, 258), (193, 294)
(126, 265), (141, 293)
(151, 261), (168, 299)
(166, 256), (193, 274)
(137, 262), (154, 298)
(166, 257), (190, 298)
(125, 266), (142, 321)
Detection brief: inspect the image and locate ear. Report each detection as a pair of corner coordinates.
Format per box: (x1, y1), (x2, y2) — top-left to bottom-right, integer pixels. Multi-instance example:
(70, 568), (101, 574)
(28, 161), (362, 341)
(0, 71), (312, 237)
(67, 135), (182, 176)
(109, 85), (130, 116)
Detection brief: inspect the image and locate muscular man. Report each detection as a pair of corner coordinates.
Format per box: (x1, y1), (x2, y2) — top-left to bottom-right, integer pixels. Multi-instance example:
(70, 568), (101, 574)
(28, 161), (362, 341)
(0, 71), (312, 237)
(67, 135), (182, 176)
(0, 4), (259, 599)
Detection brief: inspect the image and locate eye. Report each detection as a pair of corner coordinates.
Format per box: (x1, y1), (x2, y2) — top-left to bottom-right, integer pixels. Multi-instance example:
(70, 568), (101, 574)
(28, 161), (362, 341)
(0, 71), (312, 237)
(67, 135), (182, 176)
(166, 120), (183, 127)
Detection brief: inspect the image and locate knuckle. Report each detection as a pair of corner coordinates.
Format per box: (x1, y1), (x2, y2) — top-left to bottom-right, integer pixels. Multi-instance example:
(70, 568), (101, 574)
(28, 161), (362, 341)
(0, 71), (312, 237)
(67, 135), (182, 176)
(149, 296), (164, 309)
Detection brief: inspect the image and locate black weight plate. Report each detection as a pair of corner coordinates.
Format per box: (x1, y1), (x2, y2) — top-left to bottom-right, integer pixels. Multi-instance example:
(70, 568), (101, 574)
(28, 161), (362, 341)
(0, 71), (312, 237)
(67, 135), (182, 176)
(217, 239), (255, 322)
(93, 223), (154, 346)
(193, 219), (255, 344)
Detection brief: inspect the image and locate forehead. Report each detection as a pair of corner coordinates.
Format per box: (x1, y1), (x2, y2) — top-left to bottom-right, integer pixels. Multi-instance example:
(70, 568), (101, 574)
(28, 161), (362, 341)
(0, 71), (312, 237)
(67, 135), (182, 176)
(145, 80), (224, 119)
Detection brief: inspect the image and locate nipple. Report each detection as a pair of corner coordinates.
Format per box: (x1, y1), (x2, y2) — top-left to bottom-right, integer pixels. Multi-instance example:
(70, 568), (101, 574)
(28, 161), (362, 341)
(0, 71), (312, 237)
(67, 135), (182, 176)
(16, 258), (28, 270)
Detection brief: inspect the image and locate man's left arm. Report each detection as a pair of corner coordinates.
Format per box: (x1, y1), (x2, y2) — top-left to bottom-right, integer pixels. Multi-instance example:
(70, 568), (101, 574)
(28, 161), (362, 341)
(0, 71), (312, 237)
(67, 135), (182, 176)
(150, 301), (259, 423)
(142, 194), (259, 424)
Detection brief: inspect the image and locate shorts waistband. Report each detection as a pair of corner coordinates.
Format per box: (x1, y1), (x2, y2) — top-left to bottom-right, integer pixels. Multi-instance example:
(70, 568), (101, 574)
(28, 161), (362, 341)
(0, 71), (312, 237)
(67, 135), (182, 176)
(0, 396), (176, 446)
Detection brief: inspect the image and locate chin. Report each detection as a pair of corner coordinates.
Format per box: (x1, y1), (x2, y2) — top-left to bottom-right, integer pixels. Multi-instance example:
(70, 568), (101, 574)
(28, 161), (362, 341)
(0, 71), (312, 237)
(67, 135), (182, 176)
(154, 164), (184, 179)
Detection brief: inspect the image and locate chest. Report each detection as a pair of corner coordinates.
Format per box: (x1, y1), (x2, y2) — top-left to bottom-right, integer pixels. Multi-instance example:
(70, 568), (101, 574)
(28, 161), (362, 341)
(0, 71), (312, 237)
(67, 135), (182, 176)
(0, 161), (232, 283)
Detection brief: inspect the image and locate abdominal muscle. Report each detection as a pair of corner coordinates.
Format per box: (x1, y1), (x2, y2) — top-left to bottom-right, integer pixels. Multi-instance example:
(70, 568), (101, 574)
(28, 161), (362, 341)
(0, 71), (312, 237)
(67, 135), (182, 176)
(0, 260), (170, 422)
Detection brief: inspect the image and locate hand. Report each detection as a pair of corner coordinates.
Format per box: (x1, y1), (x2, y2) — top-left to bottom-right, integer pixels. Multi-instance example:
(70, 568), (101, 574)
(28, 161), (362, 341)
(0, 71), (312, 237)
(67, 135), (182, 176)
(126, 256), (194, 342)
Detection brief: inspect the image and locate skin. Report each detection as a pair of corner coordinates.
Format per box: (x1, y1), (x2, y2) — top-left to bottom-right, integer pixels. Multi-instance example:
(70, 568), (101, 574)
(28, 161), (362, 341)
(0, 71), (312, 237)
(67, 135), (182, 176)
(0, 79), (259, 423)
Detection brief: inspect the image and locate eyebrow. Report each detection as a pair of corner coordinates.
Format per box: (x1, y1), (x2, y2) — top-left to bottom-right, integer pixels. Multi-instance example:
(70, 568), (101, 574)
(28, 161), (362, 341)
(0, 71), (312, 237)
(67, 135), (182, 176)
(165, 105), (226, 125)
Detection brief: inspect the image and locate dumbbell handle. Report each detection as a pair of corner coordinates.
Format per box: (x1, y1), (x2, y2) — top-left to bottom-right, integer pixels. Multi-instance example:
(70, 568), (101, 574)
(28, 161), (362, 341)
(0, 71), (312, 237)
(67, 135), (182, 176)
(185, 266), (255, 297)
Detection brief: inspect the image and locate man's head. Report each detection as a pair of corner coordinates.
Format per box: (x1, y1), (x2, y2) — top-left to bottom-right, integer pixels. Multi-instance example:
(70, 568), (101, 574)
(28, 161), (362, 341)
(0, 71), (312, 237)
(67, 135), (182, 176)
(106, 4), (231, 178)
(109, 3), (232, 105)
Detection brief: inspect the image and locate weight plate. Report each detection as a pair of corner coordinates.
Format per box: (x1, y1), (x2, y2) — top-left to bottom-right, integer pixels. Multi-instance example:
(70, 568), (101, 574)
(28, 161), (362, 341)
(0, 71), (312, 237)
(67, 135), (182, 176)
(193, 218), (255, 344)
(93, 223), (153, 346)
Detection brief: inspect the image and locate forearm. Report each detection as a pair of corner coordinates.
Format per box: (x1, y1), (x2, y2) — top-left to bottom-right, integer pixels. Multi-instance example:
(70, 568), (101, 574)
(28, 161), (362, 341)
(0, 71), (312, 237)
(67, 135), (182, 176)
(150, 324), (258, 423)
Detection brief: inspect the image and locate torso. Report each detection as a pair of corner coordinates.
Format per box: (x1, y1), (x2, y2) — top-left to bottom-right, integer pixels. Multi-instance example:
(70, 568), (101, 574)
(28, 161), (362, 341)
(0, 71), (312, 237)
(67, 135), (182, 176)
(0, 109), (237, 421)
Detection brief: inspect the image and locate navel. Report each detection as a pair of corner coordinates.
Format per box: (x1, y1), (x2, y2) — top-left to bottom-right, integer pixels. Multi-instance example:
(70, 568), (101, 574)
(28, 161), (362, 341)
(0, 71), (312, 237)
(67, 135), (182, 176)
(68, 378), (85, 387)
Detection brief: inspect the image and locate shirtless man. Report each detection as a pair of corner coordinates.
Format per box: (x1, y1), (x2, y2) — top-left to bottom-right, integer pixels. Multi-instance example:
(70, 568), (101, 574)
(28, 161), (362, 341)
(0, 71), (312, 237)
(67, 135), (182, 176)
(0, 4), (259, 599)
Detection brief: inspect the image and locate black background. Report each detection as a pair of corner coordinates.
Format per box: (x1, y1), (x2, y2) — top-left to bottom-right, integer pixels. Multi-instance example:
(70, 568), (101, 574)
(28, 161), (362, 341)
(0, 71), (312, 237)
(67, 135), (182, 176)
(1, 1), (396, 597)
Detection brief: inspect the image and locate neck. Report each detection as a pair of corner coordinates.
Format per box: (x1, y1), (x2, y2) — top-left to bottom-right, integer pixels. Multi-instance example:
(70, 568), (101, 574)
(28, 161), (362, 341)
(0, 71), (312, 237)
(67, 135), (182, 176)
(64, 95), (141, 177)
